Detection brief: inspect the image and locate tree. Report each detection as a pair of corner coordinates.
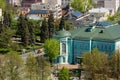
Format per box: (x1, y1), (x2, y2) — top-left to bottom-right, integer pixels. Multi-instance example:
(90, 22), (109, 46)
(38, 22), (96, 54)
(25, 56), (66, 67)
(48, 14), (55, 38)
(109, 51), (120, 80)
(5, 3), (17, 18)
(26, 54), (37, 80)
(59, 16), (65, 30)
(71, 0), (95, 13)
(0, 0), (6, 9)
(0, 27), (14, 48)
(82, 49), (108, 79)
(0, 21), (3, 33)
(107, 12), (120, 24)
(58, 67), (70, 80)
(64, 21), (73, 30)
(28, 20), (35, 44)
(40, 19), (49, 43)
(0, 55), (7, 80)
(44, 39), (60, 63)
(3, 11), (11, 27)
(36, 56), (51, 80)
(17, 14), (30, 47)
(4, 51), (24, 80)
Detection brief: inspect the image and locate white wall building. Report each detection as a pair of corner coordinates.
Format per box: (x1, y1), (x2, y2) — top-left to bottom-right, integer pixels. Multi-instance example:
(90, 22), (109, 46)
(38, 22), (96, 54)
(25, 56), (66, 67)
(89, 8), (110, 21)
(7, 0), (21, 6)
(31, 1), (62, 19)
(104, 0), (119, 13)
(0, 9), (2, 17)
(42, 0), (70, 8)
(31, 3), (49, 10)
(94, 0), (120, 14)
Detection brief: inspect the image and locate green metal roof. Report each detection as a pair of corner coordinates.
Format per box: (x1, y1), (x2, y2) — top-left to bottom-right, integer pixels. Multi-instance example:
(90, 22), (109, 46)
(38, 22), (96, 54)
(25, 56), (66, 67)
(69, 24), (120, 42)
(55, 29), (71, 38)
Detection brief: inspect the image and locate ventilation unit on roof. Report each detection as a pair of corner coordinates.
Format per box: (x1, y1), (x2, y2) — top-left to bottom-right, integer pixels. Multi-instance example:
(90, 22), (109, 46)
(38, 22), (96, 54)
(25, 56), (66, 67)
(86, 26), (96, 32)
(99, 30), (103, 33)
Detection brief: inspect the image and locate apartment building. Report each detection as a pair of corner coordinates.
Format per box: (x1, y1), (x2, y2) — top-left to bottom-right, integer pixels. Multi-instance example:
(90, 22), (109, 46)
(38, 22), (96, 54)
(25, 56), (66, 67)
(22, 0), (42, 8)
(6, 0), (21, 6)
(95, 0), (120, 13)
(104, 0), (119, 13)
(31, 2), (62, 18)
(42, 0), (70, 8)
(31, 3), (49, 10)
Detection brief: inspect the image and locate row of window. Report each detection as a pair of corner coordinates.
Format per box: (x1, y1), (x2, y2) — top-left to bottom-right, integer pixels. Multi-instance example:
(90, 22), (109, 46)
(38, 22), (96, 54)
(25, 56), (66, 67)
(74, 43), (114, 53)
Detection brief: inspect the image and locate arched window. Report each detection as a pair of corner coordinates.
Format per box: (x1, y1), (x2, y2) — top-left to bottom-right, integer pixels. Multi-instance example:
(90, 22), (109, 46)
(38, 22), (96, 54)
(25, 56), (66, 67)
(62, 43), (66, 53)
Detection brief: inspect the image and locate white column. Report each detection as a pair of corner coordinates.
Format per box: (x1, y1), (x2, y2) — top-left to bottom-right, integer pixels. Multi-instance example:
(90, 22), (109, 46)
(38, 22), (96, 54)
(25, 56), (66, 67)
(89, 38), (91, 52)
(60, 42), (62, 55)
(65, 56), (68, 64)
(65, 37), (68, 63)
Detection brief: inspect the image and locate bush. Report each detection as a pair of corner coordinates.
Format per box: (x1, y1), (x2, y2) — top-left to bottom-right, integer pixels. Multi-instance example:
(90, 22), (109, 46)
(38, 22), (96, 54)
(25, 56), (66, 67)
(0, 48), (10, 54)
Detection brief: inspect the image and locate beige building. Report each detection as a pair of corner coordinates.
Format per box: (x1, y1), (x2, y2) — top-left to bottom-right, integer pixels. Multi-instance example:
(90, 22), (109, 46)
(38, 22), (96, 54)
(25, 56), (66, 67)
(104, 0), (119, 13)
(94, 0), (120, 13)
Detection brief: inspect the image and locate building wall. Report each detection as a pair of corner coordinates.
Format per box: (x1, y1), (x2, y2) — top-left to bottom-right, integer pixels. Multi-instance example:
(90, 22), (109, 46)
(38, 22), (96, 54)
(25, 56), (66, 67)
(97, 0), (104, 7)
(115, 41), (120, 51)
(31, 3), (49, 10)
(22, 0), (42, 8)
(104, 0), (119, 12)
(92, 40), (115, 55)
(58, 37), (116, 64)
(6, 0), (21, 6)
(0, 9), (2, 17)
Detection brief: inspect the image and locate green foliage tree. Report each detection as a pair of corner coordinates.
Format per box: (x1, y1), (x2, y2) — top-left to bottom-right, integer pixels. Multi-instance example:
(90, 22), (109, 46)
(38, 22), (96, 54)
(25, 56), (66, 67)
(5, 3), (17, 18)
(0, 0), (6, 9)
(3, 11), (11, 27)
(0, 21), (3, 33)
(22, 19), (30, 47)
(71, 0), (95, 13)
(26, 54), (37, 80)
(0, 28), (14, 48)
(17, 14), (30, 47)
(82, 49), (108, 79)
(4, 51), (24, 80)
(107, 12), (120, 24)
(59, 16), (65, 30)
(48, 14), (55, 38)
(0, 55), (7, 80)
(36, 56), (51, 80)
(54, 19), (60, 31)
(40, 19), (49, 43)
(58, 67), (70, 80)
(109, 51), (120, 80)
(28, 20), (35, 44)
(44, 39), (60, 63)
(65, 21), (73, 30)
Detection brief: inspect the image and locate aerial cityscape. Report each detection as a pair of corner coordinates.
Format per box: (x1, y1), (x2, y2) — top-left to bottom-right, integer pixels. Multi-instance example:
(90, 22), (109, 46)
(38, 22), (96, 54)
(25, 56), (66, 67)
(0, 0), (120, 80)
